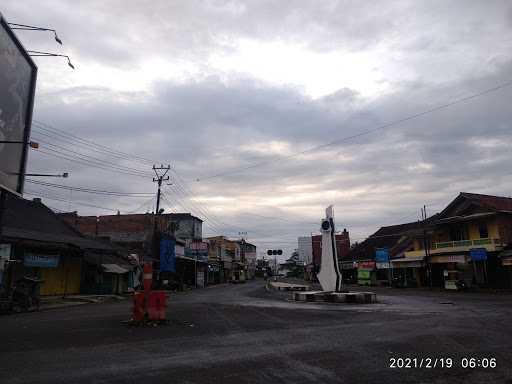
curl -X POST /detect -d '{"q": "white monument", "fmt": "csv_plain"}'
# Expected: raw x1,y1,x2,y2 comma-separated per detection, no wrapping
317,205,343,292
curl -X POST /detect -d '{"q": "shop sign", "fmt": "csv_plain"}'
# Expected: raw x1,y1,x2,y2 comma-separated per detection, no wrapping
358,261,376,270
341,262,357,270
376,262,391,269
24,252,60,268
358,269,371,279
160,238,176,273
185,240,208,261
175,244,185,258
470,248,487,262
430,255,466,264
375,248,389,262
0,243,11,259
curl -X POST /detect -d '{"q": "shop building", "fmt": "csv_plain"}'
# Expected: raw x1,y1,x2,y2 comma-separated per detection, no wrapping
0,195,130,296
402,192,512,289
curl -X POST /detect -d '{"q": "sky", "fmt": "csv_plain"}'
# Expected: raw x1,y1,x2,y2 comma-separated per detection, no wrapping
3,0,512,260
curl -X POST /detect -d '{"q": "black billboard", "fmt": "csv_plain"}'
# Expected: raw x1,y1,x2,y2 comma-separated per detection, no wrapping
0,13,37,195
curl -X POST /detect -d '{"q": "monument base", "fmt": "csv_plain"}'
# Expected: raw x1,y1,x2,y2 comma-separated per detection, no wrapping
291,291,377,304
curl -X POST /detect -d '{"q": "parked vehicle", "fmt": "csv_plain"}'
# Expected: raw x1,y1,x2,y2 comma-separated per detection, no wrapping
0,276,44,314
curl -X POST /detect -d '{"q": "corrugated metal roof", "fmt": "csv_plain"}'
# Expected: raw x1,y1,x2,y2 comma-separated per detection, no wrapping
102,263,129,274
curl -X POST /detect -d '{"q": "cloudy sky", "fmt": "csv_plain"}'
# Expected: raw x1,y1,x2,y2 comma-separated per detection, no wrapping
3,0,512,258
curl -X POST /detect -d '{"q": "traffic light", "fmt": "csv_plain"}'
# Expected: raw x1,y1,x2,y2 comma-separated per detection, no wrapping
267,249,283,256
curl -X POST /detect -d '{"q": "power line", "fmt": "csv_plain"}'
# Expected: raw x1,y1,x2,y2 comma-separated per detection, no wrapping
24,191,119,212
34,148,151,179
194,79,512,182
25,179,154,197
33,120,159,165
31,135,151,176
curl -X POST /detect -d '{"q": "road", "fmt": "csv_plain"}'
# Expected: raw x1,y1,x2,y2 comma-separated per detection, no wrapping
1,280,512,383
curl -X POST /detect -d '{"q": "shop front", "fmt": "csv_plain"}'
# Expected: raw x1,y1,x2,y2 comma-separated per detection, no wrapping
429,254,470,289
391,256,425,287
357,261,376,286
341,261,357,284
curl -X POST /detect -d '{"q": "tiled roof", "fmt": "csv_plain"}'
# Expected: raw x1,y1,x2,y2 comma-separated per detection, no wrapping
348,220,427,261
460,192,512,212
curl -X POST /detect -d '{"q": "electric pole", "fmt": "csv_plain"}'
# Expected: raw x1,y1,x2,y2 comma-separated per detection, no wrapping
153,164,170,216
150,165,170,284
422,205,432,289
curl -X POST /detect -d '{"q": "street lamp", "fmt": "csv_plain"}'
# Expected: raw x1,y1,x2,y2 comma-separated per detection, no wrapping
8,22,63,45
0,140,39,149
26,50,75,69
24,172,69,178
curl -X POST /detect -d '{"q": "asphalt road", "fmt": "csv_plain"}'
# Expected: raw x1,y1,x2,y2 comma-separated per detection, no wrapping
1,280,512,384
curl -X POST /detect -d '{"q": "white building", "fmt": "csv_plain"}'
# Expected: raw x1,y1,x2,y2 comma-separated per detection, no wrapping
297,236,313,265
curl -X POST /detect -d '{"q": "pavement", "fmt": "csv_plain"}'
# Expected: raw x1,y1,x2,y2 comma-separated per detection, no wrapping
38,294,127,310
1,279,512,383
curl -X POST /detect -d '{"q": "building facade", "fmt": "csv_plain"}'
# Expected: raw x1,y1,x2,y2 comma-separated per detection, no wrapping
400,193,512,289
297,236,312,266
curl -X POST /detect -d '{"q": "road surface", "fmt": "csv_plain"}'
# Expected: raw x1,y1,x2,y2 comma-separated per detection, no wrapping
1,280,511,383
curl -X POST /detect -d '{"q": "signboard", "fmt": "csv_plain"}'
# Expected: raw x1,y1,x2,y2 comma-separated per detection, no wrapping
0,243,11,260
185,240,208,261
341,262,357,270
470,248,487,262
358,269,370,279
375,248,389,263
430,255,466,264
358,261,376,270
159,238,176,272
24,252,59,268
175,244,185,258
376,262,391,269
0,14,37,194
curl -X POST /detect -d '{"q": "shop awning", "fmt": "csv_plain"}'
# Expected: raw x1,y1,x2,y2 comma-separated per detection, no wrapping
391,256,424,268
102,263,129,274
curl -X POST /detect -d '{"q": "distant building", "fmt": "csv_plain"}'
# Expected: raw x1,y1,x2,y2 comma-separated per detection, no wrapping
60,212,203,254
297,236,312,265
311,229,351,266
59,212,206,289
306,229,350,282
238,240,257,280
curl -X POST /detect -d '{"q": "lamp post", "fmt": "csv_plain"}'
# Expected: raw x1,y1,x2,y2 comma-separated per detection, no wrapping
7,22,63,45
24,173,69,178
27,50,75,69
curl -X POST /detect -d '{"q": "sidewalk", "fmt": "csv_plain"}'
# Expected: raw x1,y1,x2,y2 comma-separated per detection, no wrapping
40,294,127,311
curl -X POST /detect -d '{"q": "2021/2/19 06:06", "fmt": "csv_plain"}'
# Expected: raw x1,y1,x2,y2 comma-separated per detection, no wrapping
389,357,497,369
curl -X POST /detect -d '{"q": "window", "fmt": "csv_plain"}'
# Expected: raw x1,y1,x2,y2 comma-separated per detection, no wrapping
478,223,488,239
450,225,469,241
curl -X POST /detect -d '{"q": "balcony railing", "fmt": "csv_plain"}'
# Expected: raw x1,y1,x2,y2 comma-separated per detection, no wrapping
432,238,499,249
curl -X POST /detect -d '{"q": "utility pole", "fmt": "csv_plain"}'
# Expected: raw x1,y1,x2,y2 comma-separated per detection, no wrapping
422,205,432,289
151,165,171,284
153,164,170,216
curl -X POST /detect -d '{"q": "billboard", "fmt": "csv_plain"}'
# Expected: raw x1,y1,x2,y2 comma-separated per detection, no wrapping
375,248,389,263
185,240,208,261
160,238,176,272
0,14,37,194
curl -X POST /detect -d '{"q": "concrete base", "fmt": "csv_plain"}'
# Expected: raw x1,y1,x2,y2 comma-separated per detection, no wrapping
292,291,377,304
267,282,310,292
